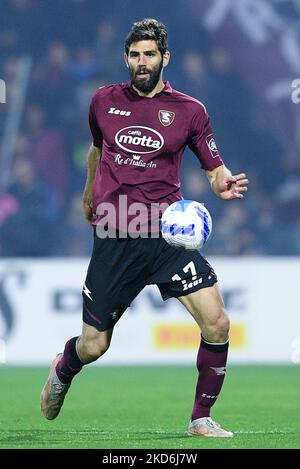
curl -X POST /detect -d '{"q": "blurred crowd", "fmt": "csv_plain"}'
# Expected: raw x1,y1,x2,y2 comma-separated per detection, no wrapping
0,0,300,257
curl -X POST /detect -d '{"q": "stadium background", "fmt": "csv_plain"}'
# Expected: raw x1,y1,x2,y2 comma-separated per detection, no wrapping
0,0,300,450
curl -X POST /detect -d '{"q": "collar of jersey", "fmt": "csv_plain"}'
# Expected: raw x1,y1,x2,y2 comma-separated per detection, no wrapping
124,80,173,97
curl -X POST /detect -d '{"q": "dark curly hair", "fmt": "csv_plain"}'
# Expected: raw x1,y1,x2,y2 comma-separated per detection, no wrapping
125,18,168,57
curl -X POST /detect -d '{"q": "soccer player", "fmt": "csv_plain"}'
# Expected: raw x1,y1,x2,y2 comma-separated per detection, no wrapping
41,19,248,437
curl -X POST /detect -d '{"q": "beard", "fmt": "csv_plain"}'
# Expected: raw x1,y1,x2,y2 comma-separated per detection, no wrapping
129,59,163,93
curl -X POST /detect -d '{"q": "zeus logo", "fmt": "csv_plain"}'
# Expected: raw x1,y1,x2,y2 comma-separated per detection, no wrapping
83,284,93,301
108,107,131,116
291,79,300,104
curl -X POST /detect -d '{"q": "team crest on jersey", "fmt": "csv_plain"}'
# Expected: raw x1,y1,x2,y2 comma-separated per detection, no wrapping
158,110,175,126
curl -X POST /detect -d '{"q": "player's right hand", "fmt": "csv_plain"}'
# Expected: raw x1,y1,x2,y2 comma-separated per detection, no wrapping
83,191,93,222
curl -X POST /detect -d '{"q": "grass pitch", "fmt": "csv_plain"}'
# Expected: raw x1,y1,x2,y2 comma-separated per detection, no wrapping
0,365,299,449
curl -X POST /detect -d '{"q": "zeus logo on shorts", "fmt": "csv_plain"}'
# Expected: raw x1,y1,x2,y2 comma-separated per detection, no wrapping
83,284,93,301
115,126,164,154
171,261,203,291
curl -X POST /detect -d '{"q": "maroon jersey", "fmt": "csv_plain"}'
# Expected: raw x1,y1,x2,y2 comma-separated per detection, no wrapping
89,81,223,234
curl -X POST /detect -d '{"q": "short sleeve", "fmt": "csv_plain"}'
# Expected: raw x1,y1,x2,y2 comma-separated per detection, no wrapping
188,104,224,171
89,98,103,148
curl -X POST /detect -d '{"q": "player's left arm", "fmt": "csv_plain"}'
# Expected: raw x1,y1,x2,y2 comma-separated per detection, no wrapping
206,164,248,200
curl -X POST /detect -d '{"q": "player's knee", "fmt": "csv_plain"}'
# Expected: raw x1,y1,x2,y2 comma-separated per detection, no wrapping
204,311,230,343
217,313,230,340
79,337,111,362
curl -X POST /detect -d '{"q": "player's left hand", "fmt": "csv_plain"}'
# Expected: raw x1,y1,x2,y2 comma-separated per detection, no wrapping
218,173,248,200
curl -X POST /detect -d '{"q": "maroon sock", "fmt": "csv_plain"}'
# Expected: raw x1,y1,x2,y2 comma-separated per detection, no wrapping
56,337,84,384
191,335,229,421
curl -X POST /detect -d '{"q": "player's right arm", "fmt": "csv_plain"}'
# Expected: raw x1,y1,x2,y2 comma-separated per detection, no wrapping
82,144,102,222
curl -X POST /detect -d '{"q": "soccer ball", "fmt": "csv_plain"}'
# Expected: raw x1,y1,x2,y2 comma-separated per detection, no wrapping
161,200,212,250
